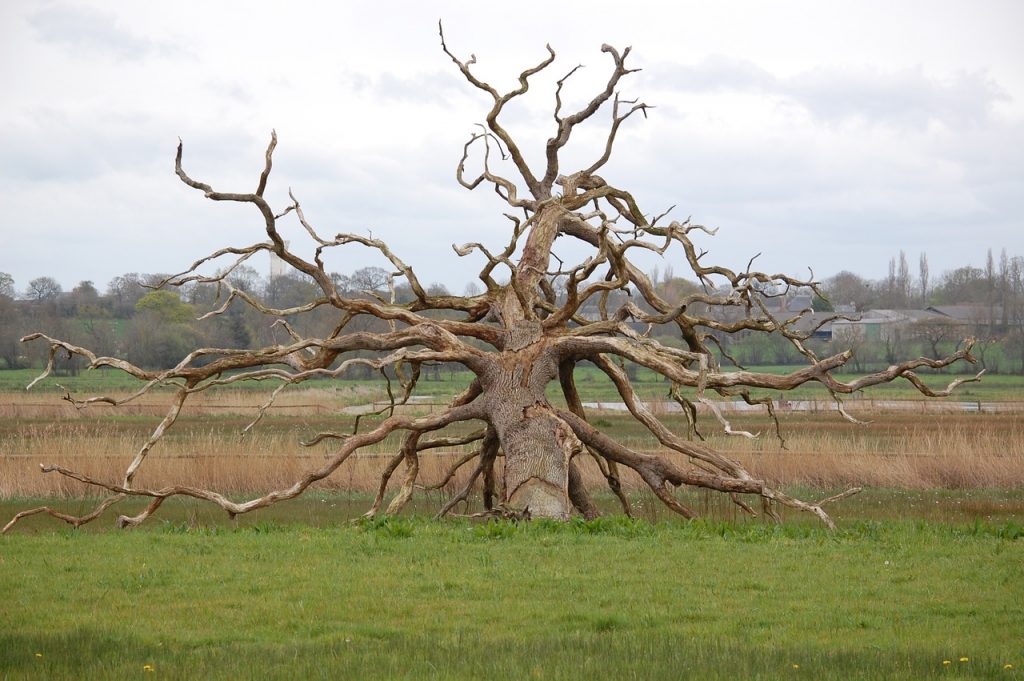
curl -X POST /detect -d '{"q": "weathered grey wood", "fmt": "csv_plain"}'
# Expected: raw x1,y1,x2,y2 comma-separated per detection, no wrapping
3,33,981,533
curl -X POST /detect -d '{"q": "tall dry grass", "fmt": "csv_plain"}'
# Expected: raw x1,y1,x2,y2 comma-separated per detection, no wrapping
0,420,473,498
692,420,1024,490
2,388,1022,499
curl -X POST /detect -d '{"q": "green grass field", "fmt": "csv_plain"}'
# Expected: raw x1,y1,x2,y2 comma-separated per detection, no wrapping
2,514,1021,680
2,363,1021,404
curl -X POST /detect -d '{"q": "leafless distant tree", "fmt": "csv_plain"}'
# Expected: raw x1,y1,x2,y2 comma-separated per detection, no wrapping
824,271,874,311
25,276,62,302
897,250,911,305
4,31,981,534
910,317,962,362
0,272,15,300
919,252,930,307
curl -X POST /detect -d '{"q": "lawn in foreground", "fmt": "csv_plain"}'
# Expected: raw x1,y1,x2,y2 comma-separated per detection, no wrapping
2,517,1021,680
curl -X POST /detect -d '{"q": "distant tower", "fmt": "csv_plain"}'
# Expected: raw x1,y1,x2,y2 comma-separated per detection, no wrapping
269,241,290,279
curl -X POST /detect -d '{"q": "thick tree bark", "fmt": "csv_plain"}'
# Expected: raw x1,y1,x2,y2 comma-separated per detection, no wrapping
475,341,582,519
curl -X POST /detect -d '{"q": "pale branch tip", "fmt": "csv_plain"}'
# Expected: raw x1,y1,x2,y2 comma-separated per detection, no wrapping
2,36,980,535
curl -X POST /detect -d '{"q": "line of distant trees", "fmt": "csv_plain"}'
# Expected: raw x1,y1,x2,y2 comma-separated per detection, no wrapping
644,248,1024,374
0,266,455,376
820,248,1023,316
2,246,1022,375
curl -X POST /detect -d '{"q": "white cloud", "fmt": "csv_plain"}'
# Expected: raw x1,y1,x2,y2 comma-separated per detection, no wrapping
648,56,1010,130
786,66,1009,129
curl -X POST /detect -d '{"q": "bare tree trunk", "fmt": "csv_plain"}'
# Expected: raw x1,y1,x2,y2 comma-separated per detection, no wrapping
476,344,579,519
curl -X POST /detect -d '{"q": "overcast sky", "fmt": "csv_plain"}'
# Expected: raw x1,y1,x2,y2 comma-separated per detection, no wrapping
2,1,1022,297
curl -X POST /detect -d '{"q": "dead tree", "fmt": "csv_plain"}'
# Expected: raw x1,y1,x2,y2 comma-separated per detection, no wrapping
4,31,982,533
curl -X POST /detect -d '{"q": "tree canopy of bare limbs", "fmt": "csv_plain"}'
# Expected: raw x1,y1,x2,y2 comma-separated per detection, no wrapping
4,30,982,534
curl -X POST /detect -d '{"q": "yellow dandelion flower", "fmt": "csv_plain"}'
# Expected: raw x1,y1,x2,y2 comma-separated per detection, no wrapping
35,653,43,658
943,660,951,665
143,664,155,672
792,664,800,669
1005,664,1014,670
961,657,970,662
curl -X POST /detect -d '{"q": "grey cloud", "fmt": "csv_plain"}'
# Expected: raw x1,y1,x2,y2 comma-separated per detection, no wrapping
0,110,259,183
29,4,155,60
0,110,163,181
652,55,776,93
650,57,1010,130
933,121,1024,231
786,66,1009,128
339,69,467,106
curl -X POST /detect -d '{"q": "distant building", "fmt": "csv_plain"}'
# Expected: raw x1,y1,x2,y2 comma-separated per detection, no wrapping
786,309,836,341
926,304,989,324
831,308,963,341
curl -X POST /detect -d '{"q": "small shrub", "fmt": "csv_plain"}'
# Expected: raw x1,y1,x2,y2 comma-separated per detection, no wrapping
249,520,287,534
358,516,415,539
471,519,518,540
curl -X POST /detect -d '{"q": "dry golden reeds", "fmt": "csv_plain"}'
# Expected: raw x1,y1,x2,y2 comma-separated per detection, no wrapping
2,389,1022,499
